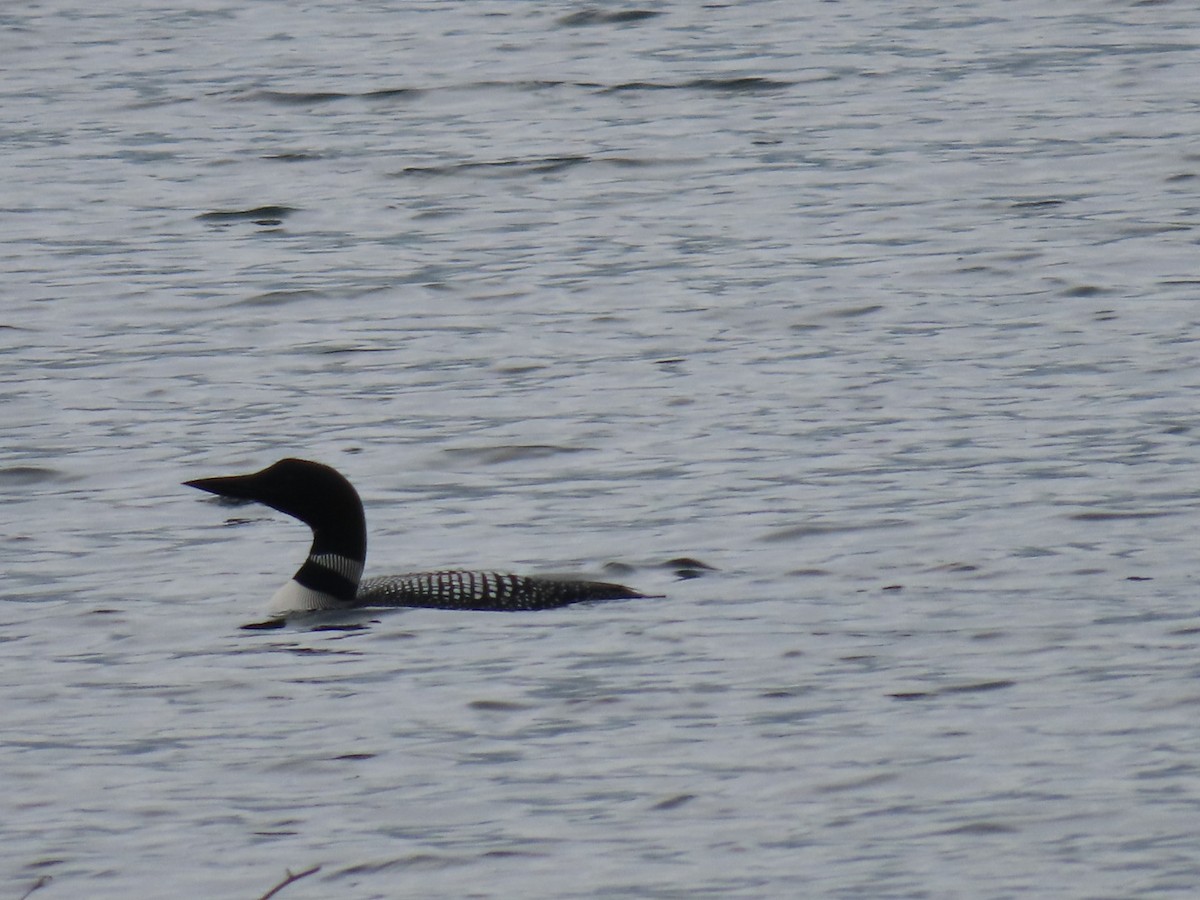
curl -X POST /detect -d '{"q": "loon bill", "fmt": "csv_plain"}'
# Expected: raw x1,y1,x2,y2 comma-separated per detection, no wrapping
185,457,651,616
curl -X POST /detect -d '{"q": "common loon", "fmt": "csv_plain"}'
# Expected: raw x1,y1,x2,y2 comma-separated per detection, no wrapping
185,458,650,616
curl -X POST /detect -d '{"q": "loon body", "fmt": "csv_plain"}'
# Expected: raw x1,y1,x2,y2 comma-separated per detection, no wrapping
185,458,648,616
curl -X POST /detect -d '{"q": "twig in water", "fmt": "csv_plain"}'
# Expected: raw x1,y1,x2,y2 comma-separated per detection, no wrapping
256,865,321,900
19,877,52,900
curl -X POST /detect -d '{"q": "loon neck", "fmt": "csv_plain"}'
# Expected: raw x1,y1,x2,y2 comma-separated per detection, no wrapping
306,518,367,565
293,549,365,602
268,549,365,615
296,505,368,604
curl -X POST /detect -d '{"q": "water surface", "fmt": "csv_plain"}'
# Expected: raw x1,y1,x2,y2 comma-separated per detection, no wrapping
3,1,1200,897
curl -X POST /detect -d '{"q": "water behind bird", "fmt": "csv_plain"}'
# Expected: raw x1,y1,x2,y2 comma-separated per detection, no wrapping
3,1,1200,897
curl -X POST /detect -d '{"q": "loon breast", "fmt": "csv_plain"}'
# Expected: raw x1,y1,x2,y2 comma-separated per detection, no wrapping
269,579,342,616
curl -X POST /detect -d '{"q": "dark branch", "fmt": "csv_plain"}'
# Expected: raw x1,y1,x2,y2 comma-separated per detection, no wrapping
256,865,322,900
19,877,52,900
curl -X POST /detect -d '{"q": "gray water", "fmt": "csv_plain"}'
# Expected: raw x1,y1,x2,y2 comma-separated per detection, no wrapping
4,1,1200,897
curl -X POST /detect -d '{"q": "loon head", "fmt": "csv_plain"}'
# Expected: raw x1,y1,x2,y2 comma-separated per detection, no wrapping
186,458,368,613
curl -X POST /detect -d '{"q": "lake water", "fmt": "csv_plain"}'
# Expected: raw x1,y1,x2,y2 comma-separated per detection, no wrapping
4,1,1200,897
